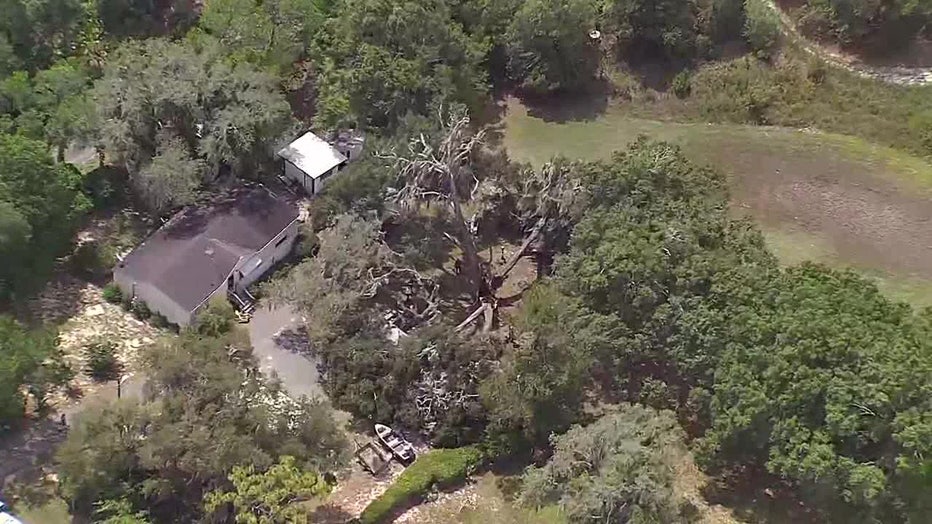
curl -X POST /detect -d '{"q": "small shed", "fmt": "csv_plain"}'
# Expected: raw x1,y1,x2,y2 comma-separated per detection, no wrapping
277,132,347,195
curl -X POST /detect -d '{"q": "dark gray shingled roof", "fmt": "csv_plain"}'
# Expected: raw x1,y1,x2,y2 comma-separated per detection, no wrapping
117,186,298,312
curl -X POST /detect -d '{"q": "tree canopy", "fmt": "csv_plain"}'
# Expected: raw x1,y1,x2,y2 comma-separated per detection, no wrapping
0,132,90,299
520,405,692,523
313,0,489,128
92,39,292,211
0,316,71,424
57,311,349,521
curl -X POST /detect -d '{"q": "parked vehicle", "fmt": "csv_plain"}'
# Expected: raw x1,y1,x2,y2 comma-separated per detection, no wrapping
374,423,416,464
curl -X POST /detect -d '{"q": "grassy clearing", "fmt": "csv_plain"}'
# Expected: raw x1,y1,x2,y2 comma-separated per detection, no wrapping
505,99,932,193
762,229,932,308
504,98,932,307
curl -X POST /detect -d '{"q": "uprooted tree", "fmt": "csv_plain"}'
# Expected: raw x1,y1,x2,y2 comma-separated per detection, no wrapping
378,107,585,332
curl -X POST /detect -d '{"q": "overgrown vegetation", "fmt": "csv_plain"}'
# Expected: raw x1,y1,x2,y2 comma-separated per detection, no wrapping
2,0,932,522
687,55,932,157
56,302,349,521
0,316,73,422
791,0,932,46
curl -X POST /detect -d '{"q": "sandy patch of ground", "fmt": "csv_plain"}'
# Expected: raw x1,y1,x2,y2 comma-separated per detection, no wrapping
28,274,159,413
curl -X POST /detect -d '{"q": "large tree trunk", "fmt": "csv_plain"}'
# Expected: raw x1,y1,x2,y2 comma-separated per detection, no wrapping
494,217,547,285
447,170,485,303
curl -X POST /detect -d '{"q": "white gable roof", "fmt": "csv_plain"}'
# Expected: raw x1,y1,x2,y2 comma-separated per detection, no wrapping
277,132,346,179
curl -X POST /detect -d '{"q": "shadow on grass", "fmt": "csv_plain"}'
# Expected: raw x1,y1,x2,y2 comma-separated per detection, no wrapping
517,79,612,123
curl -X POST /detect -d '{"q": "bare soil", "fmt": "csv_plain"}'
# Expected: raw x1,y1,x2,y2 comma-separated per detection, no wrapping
718,147,932,280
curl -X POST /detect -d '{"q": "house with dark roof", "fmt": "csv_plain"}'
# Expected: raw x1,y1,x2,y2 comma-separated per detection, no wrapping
113,186,299,326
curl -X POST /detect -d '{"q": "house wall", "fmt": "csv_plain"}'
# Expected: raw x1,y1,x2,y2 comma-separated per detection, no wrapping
233,219,300,291
283,159,314,194
313,166,339,194
191,281,232,320
282,159,344,195
113,267,195,326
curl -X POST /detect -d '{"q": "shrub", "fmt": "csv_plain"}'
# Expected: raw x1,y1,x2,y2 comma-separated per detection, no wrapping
744,0,780,58
82,341,123,382
120,292,133,311
193,297,237,337
70,240,117,279
82,166,127,209
150,312,168,329
102,283,122,304
796,4,837,42
909,110,932,155
691,57,780,124
131,300,151,320
671,71,691,98
359,447,484,524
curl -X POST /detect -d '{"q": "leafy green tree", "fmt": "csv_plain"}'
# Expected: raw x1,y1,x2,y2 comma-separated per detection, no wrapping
481,284,620,452
689,264,932,521
56,400,153,514
268,213,393,344
602,0,699,59
94,498,150,524
314,0,488,128
0,34,19,77
798,0,932,44
203,455,332,523
194,0,327,72
505,0,601,92
0,58,93,158
744,0,780,58
96,0,197,38
133,137,203,214
0,0,87,69
0,316,70,423
92,39,291,196
520,405,692,523
59,329,349,521
0,132,90,300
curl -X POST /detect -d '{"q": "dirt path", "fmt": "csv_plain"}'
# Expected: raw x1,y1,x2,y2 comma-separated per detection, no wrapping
765,0,932,85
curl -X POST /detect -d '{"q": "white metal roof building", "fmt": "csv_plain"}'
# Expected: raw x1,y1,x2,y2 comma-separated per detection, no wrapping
277,132,348,195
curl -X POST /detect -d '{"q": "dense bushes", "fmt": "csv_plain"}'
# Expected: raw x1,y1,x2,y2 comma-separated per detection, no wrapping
359,447,484,523
688,55,932,156
82,341,123,382
520,407,692,523
0,316,72,423
70,240,117,280
102,283,122,304
546,141,932,521
58,327,349,521
792,0,932,45
0,133,91,303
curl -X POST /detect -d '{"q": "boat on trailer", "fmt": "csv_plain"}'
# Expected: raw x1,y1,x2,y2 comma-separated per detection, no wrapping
374,423,416,464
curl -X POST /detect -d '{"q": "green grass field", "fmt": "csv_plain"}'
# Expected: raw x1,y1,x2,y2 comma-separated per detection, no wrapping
503,98,932,307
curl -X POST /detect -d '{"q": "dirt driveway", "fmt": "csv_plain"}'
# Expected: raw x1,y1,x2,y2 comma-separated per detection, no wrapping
247,303,323,400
